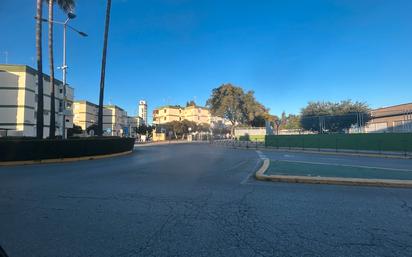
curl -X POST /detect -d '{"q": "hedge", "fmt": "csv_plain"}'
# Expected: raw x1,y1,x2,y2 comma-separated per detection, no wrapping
265,133,412,153
0,137,135,162
238,135,265,142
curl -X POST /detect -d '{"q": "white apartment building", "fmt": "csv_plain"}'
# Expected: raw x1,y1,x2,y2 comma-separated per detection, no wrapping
126,116,140,137
73,101,142,137
0,64,73,137
138,100,148,125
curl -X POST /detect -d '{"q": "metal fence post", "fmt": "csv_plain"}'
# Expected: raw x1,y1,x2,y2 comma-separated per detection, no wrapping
302,137,305,150
378,140,382,155
335,138,338,152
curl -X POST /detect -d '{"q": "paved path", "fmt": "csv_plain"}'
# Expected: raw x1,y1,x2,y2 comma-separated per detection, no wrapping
0,144,412,257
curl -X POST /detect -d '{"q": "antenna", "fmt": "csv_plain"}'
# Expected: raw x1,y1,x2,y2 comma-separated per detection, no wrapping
4,51,8,64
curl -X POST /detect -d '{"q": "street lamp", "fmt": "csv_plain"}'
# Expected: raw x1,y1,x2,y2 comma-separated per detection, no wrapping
35,12,87,138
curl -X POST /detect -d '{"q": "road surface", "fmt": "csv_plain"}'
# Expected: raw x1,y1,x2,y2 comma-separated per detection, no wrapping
1,143,412,257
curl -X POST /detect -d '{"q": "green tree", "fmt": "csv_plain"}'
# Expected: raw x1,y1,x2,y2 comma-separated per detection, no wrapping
97,0,112,136
47,0,75,138
67,124,82,137
136,124,154,136
86,124,98,135
300,100,370,133
136,124,148,135
282,114,301,130
207,83,268,134
197,123,211,132
186,100,196,107
35,0,44,138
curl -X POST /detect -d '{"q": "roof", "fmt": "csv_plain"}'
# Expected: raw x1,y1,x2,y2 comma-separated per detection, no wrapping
74,100,99,108
372,102,412,111
185,105,209,110
104,105,125,111
154,105,183,110
153,104,210,110
0,64,65,86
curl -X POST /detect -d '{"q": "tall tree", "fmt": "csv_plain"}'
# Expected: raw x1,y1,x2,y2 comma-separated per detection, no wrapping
47,0,75,138
36,0,44,138
207,83,268,135
97,0,112,136
300,100,370,133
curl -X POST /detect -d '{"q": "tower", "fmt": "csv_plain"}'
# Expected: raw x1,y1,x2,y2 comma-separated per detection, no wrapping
138,100,148,125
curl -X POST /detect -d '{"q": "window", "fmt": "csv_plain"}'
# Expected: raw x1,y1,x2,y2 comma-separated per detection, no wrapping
164,117,167,121
164,109,167,113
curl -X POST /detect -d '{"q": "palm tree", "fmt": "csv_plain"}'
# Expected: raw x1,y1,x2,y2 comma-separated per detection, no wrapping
36,0,44,139
97,0,112,136
47,0,75,138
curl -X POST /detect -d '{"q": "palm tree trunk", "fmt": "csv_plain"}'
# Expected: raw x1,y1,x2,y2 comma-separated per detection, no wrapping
36,0,44,139
97,0,112,136
48,0,56,138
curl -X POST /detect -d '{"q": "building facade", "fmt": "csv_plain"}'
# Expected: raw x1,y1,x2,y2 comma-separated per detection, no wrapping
103,105,128,136
153,105,213,125
0,64,73,137
365,103,412,133
182,105,211,124
73,101,141,137
125,116,139,137
72,100,98,130
138,100,148,125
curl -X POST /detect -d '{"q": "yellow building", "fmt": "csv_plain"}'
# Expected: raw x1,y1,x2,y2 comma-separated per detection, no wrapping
72,100,98,130
182,105,211,124
153,105,182,124
152,105,212,125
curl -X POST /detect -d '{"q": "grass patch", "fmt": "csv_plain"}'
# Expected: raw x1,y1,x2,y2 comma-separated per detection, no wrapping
266,160,412,180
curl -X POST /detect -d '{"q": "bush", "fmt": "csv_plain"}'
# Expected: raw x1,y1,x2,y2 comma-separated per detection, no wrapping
0,137,135,162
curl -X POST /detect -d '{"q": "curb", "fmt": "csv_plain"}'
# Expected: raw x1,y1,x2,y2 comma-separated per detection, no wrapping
254,158,412,188
0,150,133,167
135,141,208,147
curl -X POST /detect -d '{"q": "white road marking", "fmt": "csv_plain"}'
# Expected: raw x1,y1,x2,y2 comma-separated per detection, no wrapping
275,159,412,172
256,150,267,159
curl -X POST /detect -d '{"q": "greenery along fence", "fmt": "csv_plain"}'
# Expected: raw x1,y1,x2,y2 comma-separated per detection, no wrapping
265,133,412,153
0,137,135,162
238,135,266,142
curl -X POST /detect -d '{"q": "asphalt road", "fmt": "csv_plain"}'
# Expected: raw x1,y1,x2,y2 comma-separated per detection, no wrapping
1,143,412,257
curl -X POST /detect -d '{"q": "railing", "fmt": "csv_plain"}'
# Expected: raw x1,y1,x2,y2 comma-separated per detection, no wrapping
211,134,412,157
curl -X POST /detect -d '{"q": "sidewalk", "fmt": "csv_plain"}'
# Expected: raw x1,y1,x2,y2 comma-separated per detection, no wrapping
267,160,412,181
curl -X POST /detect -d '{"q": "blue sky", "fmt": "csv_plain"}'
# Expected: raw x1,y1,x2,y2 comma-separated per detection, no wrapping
1,0,412,120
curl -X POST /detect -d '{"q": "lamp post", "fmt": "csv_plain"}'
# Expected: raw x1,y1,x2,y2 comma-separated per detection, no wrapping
35,13,87,138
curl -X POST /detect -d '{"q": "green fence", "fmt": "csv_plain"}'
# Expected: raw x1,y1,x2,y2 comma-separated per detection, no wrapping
0,137,135,162
265,133,412,153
